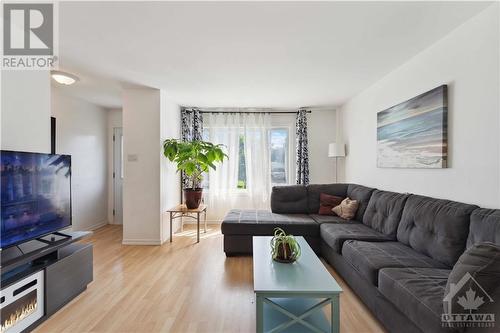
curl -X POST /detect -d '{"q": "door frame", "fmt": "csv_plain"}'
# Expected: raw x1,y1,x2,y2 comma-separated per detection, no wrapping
113,127,123,224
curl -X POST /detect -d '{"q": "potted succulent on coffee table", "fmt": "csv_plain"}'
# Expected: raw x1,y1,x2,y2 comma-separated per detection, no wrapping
270,227,301,263
163,139,227,209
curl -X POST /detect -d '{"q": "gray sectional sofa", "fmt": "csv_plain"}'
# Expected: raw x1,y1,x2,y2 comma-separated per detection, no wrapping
221,183,500,333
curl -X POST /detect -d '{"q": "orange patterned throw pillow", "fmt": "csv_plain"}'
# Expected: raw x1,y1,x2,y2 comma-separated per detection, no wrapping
332,197,359,220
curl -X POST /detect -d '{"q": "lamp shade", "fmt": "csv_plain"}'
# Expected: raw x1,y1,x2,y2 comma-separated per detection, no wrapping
328,143,345,157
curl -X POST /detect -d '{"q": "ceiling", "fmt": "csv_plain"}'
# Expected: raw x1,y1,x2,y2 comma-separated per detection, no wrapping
57,1,491,109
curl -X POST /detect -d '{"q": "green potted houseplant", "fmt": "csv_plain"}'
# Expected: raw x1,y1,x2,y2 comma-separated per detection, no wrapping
163,139,227,209
270,227,301,263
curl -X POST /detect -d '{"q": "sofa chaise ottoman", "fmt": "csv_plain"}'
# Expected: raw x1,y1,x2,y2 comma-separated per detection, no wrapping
221,183,374,255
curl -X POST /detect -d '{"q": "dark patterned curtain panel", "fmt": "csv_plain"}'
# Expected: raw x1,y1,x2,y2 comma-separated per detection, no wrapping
192,110,203,141
295,109,309,185
180,108,204,188
181,109,203,142
181,109,191,142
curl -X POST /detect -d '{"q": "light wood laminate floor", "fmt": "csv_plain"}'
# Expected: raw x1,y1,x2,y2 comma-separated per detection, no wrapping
35,225,386,333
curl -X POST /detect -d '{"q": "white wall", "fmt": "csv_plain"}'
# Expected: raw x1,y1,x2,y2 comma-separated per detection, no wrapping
122,87,181,244
1,71,51,152
340,4,500,208
123,88,161,244
308,110,337,184
160,94,181,242
51,88,109,230
107,108,122,224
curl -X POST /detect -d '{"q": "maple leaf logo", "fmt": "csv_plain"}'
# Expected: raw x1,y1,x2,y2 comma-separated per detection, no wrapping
457,288,484,312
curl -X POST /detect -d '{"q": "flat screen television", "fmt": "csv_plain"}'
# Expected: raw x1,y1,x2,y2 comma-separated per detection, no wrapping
1,151,72,249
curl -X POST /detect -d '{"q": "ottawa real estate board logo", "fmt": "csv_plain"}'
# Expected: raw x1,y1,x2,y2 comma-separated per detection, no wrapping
2,2,58,69
442,272,496,329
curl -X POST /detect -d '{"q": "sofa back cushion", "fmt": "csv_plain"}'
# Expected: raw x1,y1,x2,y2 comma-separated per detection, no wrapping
271,185,308,214
444,243,500,319
347,184,375,221
306,184,348,214
362,190,409,238
397,195,478,267
467,208,500,248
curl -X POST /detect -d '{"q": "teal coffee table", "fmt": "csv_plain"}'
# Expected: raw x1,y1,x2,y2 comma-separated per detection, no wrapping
253,236,342,333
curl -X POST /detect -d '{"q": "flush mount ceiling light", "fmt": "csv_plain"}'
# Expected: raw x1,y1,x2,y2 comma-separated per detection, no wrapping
51,71,79,85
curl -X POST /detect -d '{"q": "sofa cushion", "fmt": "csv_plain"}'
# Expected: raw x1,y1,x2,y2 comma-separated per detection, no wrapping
362,190,409,237
347,184,375,221
310,214,356,224
397,195,478,267
320,223,392,253
342,241,448,286
444,243,500,320
379,267,451,333
467,208,500,248
221,209,319,236
270,185,308,214
306,184,349,214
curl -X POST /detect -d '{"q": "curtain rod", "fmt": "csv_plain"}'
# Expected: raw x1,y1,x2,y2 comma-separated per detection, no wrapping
181,108,312,114
198,110,311,114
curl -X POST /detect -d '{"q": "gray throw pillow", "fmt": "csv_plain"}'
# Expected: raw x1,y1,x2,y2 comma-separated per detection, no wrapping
443,243,500,332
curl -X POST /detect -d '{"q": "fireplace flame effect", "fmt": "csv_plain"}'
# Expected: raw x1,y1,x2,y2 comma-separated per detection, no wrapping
1,299,37,333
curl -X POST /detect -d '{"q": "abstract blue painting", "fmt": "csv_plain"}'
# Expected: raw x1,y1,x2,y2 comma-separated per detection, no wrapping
377,85,448,168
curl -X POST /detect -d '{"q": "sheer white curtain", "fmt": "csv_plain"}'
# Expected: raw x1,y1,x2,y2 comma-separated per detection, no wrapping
205,112,272,221
205,113,240,213
243,113,272,209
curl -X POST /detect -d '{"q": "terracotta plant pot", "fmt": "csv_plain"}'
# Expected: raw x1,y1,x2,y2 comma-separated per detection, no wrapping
274,243,297,263
184,188,203,209
271,228,301,264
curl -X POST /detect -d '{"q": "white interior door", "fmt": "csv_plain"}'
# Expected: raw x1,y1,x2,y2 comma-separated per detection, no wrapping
113,127,123,224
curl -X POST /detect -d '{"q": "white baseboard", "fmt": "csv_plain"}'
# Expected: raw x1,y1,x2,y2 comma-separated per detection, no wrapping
108,221,123,225
181,219,222,225
122,239,162,245
86,220,108,231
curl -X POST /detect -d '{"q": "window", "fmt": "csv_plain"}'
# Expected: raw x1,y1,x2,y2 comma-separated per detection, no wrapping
270,128,289,185
233,129,290,188
201,130,248,190
201,114,294,190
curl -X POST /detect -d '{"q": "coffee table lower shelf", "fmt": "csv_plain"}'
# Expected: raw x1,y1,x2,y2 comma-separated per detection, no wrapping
256,295,339,333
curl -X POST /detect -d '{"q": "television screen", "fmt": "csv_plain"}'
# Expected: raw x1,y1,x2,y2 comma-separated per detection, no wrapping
1,151,72,249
